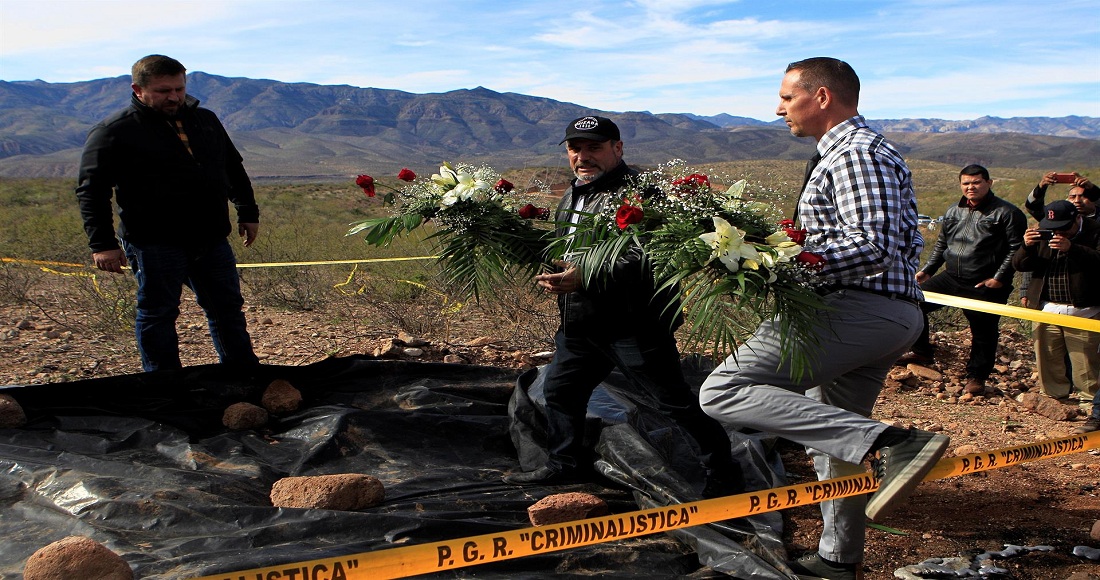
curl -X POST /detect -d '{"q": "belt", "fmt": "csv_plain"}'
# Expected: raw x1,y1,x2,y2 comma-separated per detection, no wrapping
821,285,919,306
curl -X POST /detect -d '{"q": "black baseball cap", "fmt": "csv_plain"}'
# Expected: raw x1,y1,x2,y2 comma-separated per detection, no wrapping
560,116,620,144
1039,200,1078,230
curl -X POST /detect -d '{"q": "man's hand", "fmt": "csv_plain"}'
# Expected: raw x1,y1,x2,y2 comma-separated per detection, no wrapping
92,248,127,273
535,260,580,295
915,271,929,284
239,223,259,247
975,278,1003,289
1038,171,1059,188
1022,227,1043,247
1048,231,1073,252
1021,297,1030,308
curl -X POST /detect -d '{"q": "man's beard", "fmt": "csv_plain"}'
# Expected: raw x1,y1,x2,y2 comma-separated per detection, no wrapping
574,168,604,183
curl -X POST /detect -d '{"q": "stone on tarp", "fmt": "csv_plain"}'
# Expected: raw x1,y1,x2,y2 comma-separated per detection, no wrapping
23,535,133,580
270,474,385,511
0,393,26,428
261,379,302,414
527,492,609,526
222,402,269,430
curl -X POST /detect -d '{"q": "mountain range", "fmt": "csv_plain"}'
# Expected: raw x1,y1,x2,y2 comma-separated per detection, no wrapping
1,72,1098,179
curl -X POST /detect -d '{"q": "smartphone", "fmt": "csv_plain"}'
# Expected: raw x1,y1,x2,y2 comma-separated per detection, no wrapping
1053,173,1076,184
1036,229,1056,240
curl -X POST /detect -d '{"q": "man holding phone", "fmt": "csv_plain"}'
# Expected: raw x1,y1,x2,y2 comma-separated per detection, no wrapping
1012,200,1100,406
1019,172,1099,309
1025,171,1100,224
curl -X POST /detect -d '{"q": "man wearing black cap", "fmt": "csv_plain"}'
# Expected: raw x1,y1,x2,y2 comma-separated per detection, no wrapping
1019,172,1100,309
1012,200,1100,409
502,116,738,493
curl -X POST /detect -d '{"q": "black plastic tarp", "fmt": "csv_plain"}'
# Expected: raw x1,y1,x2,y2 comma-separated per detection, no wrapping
0,356,795,579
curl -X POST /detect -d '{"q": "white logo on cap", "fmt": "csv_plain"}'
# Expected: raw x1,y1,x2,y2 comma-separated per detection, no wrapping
574,117,600,130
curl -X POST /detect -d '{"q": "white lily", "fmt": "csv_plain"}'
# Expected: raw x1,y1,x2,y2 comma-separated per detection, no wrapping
431,164,458,188
699,216,760,273
449,170,491,202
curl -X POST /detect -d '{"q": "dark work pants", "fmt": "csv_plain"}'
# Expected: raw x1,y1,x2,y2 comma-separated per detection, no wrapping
540,329,734,475
123,238,258,372
911,272,1011,380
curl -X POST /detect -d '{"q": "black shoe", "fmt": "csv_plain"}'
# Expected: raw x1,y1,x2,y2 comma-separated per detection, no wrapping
702,469,746,498
894,351,933,366
785,553,857,580
865,429,949,521
501,466,581,486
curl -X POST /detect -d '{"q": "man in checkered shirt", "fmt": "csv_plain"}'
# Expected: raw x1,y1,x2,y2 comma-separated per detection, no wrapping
698,57,948,580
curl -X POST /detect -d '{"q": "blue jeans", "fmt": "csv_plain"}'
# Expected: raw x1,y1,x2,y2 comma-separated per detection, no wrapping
123,239,258,372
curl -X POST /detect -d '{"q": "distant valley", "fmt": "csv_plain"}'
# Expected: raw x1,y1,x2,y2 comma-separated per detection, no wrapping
1,73,1098,179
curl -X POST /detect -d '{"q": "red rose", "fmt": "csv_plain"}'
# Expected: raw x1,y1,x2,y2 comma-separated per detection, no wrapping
495,178,514,193
784,227,807,245
672,173,710,193
397,168,416,182
519,204,550,219
615,204,644,230
355,174,376,197
795,251,825,270
779,219,806,245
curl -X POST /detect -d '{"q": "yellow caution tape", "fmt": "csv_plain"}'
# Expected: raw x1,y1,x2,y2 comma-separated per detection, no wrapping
924,291,1100,333
1,256,436,270
189,431,1099,580
233,256,436,268
1,257,87,268
7,257,1093,331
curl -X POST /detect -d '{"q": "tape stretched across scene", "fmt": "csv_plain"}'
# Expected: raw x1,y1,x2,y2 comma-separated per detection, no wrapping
5,257,1096,332
189,431,1099,580
923,291,1100,333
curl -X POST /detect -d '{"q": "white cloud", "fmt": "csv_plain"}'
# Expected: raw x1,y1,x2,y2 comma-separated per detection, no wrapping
1,0,1097,119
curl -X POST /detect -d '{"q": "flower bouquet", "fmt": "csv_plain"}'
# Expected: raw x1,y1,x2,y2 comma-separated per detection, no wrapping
347,163,553,302
555,160,828,376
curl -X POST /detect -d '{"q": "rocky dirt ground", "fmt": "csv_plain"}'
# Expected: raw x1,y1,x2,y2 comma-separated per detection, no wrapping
1,293,1098,579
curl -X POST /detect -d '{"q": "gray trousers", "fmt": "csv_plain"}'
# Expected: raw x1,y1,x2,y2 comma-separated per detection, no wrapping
699,289,922,563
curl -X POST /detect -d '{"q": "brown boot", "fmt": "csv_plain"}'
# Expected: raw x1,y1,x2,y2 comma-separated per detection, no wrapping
964,378,985,395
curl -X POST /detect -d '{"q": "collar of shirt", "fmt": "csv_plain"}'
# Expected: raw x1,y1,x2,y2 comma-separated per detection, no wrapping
812,115,868,161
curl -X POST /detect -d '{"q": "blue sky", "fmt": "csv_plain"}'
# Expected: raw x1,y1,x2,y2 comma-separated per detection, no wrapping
2,0,1098,121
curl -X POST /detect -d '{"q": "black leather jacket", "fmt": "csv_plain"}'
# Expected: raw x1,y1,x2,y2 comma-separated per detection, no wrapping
920,192,1026,285
553,161,681,338
76,93,259,252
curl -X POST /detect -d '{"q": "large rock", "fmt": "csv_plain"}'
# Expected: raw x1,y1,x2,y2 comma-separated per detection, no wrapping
222,402,268,430
23,536,133,580
270,474,385,511
527,492,610,526
1015,392,1080,421
0,393,27,428
261,379,302,414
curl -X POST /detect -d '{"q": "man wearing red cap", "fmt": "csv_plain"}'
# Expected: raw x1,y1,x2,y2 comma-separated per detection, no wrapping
1012,199,1100,421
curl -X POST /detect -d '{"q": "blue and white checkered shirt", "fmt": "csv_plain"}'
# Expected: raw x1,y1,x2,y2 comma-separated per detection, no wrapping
799,116,924,301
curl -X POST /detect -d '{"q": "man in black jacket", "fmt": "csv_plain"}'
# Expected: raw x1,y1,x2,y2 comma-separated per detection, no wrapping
1012,200,1100,405
897,164,1026,394
502,116,737,491
76,55,260,372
